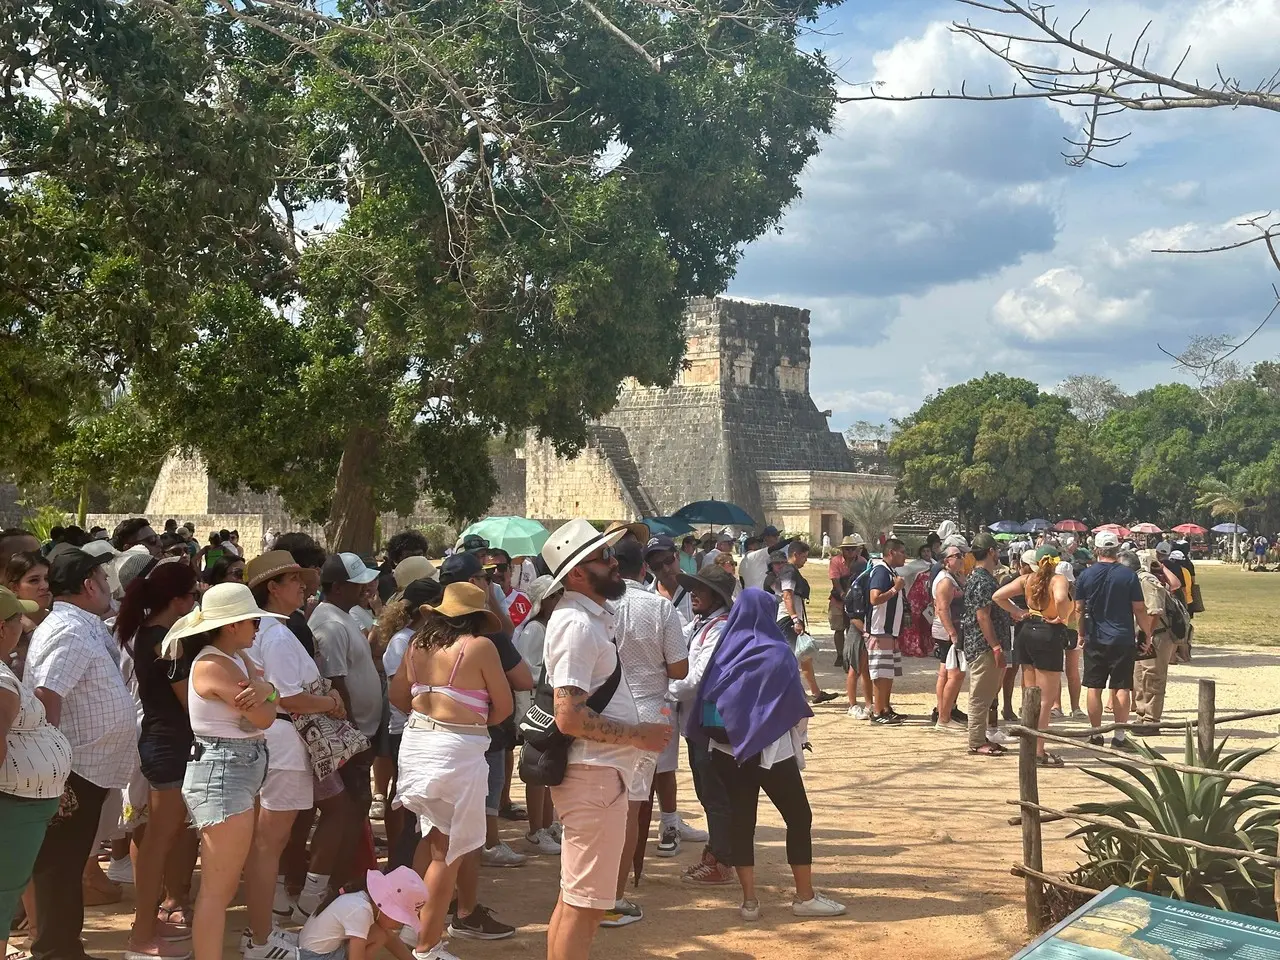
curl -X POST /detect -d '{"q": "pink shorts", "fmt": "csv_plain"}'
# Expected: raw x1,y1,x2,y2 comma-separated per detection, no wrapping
549,764,629,910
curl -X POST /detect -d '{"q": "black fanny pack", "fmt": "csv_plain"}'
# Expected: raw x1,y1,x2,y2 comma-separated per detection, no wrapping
518,654,623,787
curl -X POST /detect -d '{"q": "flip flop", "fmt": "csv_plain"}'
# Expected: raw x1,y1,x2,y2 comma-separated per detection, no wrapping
1036,753,1065,768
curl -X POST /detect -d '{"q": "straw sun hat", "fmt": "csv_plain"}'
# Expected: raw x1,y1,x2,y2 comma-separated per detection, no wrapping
425,582,502,635
245,550,321,593
161,582,285,659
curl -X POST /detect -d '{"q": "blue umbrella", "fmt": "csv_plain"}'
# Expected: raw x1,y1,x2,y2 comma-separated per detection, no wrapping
1211,522,1249,534
673,499,756,527
1024,518,1052,532
641,516,696,537
988,520,1029,534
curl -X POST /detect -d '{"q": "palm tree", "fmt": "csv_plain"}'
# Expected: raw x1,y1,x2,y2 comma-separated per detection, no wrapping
840,487,902,546
1195,477,1250,561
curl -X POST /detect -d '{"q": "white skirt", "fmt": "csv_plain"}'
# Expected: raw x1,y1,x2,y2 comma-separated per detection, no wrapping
394,713,490,864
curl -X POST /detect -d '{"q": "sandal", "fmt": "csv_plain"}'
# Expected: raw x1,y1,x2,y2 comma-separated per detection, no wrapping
969,743,1007,756
498,803,528,821
1036,753,1065,768
157,903,192,927
7,945,34,960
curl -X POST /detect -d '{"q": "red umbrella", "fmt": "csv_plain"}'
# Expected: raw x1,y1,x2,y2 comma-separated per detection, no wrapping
1129,522,1163,535
1171,523,1208,536
1093,523,1132,539
1053,519,1089,533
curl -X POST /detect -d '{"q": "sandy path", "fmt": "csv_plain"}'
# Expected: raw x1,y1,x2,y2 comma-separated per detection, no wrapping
71,636,1280,960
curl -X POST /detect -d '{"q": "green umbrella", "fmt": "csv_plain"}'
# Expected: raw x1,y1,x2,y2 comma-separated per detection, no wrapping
459,516,550,558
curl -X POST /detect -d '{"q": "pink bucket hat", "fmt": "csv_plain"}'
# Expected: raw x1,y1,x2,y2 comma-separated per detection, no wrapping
365,868,427,929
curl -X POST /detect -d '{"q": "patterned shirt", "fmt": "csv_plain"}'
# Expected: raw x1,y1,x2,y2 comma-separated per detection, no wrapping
0,662,72,799
962,567,1011,664
27,601,138,788
614,581,688,722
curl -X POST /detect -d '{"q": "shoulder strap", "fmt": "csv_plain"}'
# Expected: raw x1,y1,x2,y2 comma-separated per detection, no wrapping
585,646,624,714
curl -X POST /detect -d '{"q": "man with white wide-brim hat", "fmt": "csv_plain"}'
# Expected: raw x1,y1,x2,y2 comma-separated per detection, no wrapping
538,519,675,960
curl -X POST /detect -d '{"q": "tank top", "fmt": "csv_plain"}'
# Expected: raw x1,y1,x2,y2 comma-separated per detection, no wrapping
409,637,491,721
931,570,965,640
188,646,263,740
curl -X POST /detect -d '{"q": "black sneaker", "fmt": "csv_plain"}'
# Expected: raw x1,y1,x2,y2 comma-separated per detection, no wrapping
872,712,904,726
950,707,968,723
1003,707,1018,722
1088,735,1104,747
1111,737,1138,753
929,707,939,724
655,826,680,857
811,691,839,704
886,706,906,721
448,904,515,940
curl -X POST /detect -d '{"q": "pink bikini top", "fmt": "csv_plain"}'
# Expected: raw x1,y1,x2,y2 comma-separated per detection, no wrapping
408,638,491,719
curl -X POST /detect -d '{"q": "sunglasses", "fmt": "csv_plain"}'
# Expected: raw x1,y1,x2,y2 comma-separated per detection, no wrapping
484,563,510,575
649,553,678,568
582,546,616,566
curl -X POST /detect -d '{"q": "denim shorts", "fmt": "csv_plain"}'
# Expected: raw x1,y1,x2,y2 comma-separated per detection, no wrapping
139,734,192,792
300,948,346,960
182,736,268,829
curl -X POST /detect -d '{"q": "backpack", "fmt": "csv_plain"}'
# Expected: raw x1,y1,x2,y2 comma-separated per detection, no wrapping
1163,591,1191,646
843,561,882,625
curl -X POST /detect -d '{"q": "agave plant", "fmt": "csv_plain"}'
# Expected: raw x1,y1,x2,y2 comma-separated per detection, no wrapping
1067,728,1280,917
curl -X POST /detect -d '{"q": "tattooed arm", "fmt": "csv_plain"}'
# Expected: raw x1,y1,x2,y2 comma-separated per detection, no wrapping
554,686,671,752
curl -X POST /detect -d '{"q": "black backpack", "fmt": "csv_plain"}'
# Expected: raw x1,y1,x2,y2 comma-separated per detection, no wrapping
843,561,880,625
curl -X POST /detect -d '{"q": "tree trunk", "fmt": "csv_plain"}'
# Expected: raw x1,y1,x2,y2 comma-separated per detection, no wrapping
325,425,378,553
77,481,88,528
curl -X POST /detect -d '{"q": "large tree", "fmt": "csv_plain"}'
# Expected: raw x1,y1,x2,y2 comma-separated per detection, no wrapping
4,0,843,547
888,373,1104,528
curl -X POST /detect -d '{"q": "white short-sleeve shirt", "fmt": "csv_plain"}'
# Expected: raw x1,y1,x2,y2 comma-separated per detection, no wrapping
382,627,413,735
544,591,639,778
299,892,375,953
251,620,321,773
615,581,688,722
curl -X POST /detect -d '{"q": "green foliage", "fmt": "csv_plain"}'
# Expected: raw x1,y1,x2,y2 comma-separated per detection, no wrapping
25,506,71,543
1068,729,1280,918
889,373,1105,525
4,0,843,548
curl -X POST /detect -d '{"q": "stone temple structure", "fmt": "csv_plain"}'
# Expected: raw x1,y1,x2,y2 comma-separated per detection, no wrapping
93,296,895,550
525,296,894,541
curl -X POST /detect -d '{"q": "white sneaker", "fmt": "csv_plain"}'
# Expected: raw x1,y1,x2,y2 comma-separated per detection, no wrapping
792,892,847,918
739,899,761,921
527,828,561,855
933,721,963,734
847,704,871,720
242,939,297,960
675,817,708,843
986,728,1014,745
369,794,386,820
481,841,528,867
239,928,298,954
272,886,294,922
107,857,134,884
413,941,461,960
547,821,564,843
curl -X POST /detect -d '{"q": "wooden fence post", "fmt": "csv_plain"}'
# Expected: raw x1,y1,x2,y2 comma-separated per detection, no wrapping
1020,685,1045,934
1197,679,1216,761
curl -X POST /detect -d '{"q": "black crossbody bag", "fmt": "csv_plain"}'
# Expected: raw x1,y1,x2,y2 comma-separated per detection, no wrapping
518,651,623,787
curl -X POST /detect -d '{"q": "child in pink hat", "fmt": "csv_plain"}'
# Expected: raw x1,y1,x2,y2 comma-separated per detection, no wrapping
298,868,428,960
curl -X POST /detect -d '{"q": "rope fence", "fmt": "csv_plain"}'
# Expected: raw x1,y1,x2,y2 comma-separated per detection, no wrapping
1010,679,1280,933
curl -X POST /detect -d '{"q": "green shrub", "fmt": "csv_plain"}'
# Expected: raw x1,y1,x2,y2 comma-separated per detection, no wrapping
1068,728,1280,917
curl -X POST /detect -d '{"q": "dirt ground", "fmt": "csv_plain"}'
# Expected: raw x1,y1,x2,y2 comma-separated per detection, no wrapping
70,565,1280,960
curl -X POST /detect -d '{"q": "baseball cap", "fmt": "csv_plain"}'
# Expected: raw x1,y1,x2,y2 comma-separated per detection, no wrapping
1055,560,1075,582
460,534,489,553
0,586,38,620
1035,545,1061,562
1094,530,1120,549
643,535,677,558
439,551,484,585
402,577,444,611
970,532,998,554
319,551,379,586
1155,541,1172,555
761,525,780,538
46,543,112,596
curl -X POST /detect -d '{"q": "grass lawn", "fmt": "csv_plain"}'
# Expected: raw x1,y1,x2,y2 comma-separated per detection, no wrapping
1189,562,1280,647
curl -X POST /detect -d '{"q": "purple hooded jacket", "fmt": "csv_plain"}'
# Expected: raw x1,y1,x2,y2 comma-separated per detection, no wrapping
687,587,813,763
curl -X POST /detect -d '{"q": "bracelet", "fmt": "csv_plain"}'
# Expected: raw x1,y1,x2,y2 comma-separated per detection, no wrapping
265,685,279,704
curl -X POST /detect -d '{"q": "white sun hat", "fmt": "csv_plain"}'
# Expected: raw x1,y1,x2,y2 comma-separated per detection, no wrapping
541,519,626,589
161,582,285,659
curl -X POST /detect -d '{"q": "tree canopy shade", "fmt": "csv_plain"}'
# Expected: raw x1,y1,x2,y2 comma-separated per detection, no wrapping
2,0,844,548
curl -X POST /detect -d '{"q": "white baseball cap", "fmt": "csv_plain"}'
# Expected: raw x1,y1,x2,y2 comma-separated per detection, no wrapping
320,551,379,585
1094,530,1120,549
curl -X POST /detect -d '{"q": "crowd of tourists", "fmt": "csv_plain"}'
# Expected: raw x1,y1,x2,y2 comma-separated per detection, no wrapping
821,524,1198,765
0,516,854,960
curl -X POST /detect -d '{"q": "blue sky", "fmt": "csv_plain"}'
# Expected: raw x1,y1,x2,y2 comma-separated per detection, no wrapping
727,0,1280,430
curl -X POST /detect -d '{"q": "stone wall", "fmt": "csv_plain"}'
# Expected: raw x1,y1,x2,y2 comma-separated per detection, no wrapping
488,453,527,518
524,437,638,522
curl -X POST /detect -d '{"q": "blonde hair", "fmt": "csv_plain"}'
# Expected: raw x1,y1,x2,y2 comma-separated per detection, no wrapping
1028,554,1058,611
373,599,415,649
